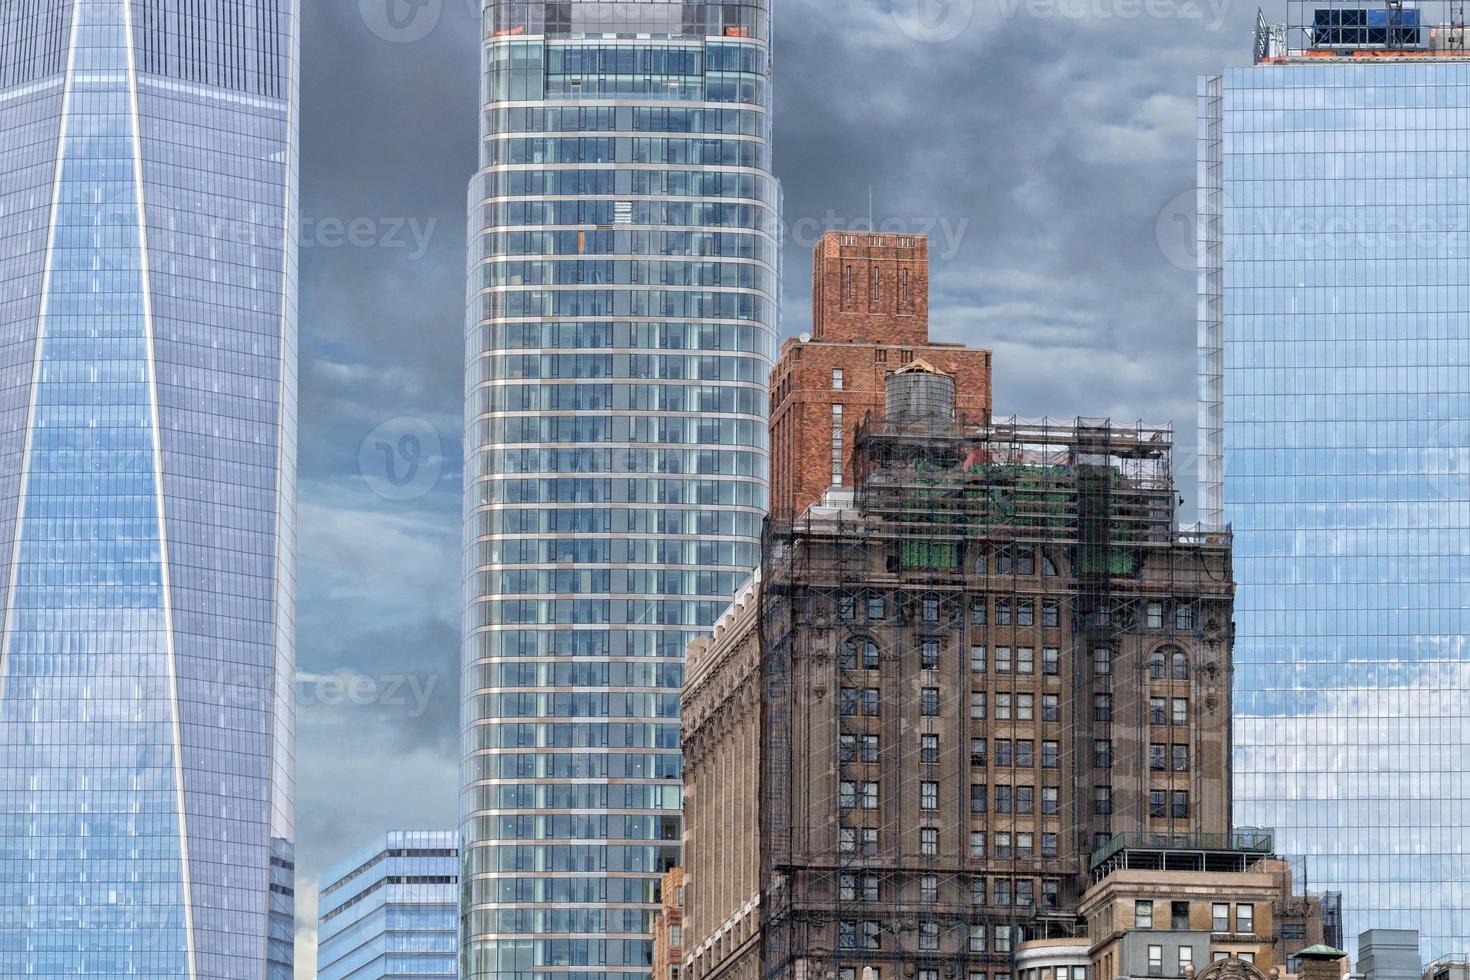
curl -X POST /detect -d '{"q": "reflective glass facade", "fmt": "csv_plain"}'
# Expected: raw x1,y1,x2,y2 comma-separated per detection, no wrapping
0,0,299,975
461,2,777,979
317,831,458,980
1198,60,1470,959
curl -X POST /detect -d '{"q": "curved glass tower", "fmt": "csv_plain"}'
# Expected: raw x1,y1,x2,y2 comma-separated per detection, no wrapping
460,2,777,979
0,0,299,975
1199,51,1470,959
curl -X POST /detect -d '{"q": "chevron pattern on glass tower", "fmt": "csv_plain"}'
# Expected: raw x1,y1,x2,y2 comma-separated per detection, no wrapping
0,1,299,976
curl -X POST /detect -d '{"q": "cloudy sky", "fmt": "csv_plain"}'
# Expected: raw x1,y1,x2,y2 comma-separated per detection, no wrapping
292,0,1258,969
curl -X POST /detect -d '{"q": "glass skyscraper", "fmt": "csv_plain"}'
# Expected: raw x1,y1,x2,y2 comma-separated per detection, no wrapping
317,830,458,980
0,0,299,975
1199,33,1470,959
460,2,777,979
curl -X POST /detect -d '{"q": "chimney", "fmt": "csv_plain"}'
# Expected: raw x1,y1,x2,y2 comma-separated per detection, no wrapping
1299,946,1349,980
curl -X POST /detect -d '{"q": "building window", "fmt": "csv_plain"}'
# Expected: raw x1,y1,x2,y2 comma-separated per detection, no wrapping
1094,694,1112,722
921,688,939,716
862,782,879,809
996,831,1013,859
1282,923,1306,941
1093,785,1112,815
1149,697,1166,724
870,265,881,304
995,601,1012,626
1093,739,1112,769
971,692,987,720
921,781,938,810
969,831,985,858
1017,694,1034,720
1042,786,1058,814
1176,604,1194,630
995,739,1013,767
995,879,1012,906
921,827,938,856
1041,740,1059,768
970,598,987,625
923,597,939,622
840,873,879,902
1147,945,1164,977
1236,904,1254,935
1241,954,1255,965
1042,647,1060,675
1016,786,1034,814
921,733,939,764
1211,903,1229,932
970,738,986,766
867,596,885,620
1017,647,1035,675
1172,698,1188,725
1042,600,1060,627
1136,900,1154,929
1042,693,1059,721
1179,947,1194,975
995,693,1011,720
995,925,1013,954
971,784,987,813
1150,743,1167,771
1149,650,1166,679
1016,601,1035,627
1093,646,1111,675
1016,740,1034,767
1173,744,1190,771
921,640,939,670
1042,879,1059,908
1149,789,1166,818
1041,832,1058,857
1016,880,1034,907
969,924,986,953
832,368,844,390
839,920,881,951
970,645,987,673
841,637,880,670
1147,602,1164,629
995,646,1012,673
842,264,853,299
920,873,938,904
831,404,844,486
921,971,938,980
1017,832,1034,858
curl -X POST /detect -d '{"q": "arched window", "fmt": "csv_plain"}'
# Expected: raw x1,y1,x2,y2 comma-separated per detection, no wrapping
842,637,880,670
1171,649,1189,680
1148,651,1166,680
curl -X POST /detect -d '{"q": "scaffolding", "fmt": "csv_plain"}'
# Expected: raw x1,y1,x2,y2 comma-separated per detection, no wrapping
1254,0,1470,61
756,415,1235,980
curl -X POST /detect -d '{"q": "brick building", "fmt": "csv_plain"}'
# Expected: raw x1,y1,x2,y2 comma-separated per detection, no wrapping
653,867,689,980
681,367,1236,980
769,231,992,521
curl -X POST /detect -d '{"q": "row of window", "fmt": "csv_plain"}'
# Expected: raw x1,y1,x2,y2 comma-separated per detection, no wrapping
840,639,1193,679
1136,900,1255,934
835,593,1199,631
845,825,1065,861
839,919,1033,953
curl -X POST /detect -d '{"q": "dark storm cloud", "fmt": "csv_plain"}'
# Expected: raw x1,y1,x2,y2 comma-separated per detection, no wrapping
292,0,1258,968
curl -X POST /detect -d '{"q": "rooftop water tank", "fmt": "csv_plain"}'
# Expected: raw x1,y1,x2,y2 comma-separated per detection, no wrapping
885,359,957,429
